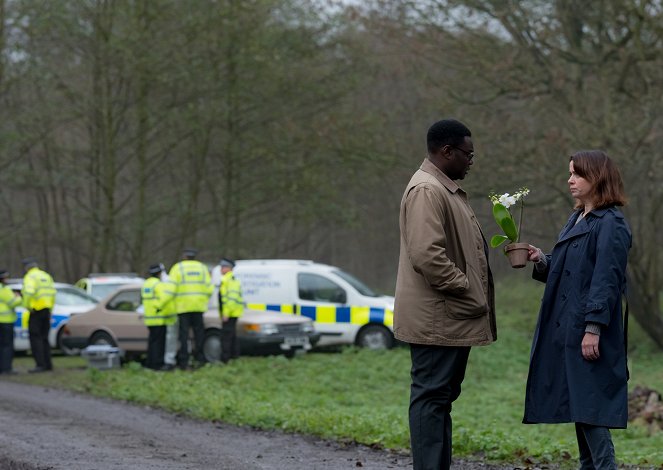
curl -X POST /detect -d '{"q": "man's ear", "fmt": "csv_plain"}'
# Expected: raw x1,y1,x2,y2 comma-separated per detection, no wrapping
439,144,453,160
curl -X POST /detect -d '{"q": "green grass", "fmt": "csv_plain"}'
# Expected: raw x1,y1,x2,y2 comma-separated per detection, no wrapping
6,279,663,467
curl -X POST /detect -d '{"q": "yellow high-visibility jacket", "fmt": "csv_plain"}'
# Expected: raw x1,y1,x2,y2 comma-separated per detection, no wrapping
22,267,56,311
142,278,166,327
220,271,244,318
0,285,21,324
168,260,213,314
157,280,177,326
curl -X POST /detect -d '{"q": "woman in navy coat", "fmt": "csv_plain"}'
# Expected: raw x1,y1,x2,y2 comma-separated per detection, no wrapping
525,150,630,470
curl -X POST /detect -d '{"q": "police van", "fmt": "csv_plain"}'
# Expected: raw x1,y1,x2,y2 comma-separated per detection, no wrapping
213,260,395,349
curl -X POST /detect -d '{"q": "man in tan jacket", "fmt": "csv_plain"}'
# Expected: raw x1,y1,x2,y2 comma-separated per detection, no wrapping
394,119,495,470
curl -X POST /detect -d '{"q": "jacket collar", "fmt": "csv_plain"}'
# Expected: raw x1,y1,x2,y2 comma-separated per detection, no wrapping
556,207,620,245
420,158,463,194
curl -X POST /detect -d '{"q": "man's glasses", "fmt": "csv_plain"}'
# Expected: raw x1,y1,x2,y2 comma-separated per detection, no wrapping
452,146,475,161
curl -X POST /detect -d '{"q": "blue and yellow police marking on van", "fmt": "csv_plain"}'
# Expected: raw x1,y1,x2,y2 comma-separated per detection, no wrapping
246,303,393,327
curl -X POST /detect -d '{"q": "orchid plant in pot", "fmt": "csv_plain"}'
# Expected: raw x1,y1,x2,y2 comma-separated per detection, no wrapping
488,187,530,268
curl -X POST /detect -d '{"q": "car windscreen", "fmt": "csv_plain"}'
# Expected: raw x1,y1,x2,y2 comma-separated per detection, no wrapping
332,270,379,297
91,283,128,300
56,288,98,306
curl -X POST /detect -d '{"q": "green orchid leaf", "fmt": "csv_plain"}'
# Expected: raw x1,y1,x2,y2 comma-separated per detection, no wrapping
492,203,518,242
490,234,509,248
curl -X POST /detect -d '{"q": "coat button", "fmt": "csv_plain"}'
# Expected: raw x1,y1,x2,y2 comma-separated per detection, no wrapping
572,242,578,247
564,270,570,276
561,294,567,301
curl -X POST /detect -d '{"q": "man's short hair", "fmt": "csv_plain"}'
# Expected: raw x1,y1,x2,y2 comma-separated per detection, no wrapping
427,119,472,153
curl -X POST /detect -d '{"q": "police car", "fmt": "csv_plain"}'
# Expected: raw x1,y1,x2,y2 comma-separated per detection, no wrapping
212,260,396,349
8,281,99,355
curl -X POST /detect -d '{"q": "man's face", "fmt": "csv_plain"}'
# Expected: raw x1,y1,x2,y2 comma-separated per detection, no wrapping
447,136,475,180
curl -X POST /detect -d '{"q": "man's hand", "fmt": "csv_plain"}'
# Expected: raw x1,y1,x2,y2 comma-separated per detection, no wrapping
581,332,600,361
222,315,229,322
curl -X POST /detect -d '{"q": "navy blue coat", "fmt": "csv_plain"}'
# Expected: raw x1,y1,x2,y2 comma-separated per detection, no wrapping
523,207,631,428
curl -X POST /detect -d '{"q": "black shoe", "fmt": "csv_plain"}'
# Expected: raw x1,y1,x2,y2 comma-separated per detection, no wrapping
0,369,18,375
28,367,47,373
160,364,175,371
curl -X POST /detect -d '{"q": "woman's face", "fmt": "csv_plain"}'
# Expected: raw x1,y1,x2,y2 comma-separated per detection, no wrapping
568,161,593,205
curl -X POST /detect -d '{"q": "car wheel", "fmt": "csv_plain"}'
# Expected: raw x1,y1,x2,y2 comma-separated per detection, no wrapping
89,331,117,347
203,330,222,363
57,327,79,356
355,325,394,350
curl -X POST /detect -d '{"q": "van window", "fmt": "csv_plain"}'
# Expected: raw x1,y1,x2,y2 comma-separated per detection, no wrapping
298,273,346,303
332,270,378,297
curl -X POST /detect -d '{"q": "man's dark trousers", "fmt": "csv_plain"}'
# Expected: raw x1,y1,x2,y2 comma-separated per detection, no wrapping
28,308,52,370
0,323,14,373
221,317,239,363
575,423,617,469
177,312,205,368
409,343,471,470
146,325,166,370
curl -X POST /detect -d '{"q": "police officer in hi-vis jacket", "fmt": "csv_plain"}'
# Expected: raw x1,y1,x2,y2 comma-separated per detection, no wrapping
21,258,56,373
0,269,21,374
169,248,213,369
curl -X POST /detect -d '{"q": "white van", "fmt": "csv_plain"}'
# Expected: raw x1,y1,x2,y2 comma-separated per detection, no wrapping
212,260,395,349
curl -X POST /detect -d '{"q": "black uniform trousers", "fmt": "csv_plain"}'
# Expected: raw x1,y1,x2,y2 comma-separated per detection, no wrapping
177,312,205,368
221,317,239,363
0,322,14,373
409,343,471,470
29,308,52,370
146,325,166,370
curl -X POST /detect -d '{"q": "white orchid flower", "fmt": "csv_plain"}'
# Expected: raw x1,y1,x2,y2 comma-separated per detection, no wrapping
498,194,515,208
488,186,530,249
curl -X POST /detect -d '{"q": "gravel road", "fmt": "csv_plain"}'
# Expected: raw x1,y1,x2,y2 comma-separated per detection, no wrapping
0,381,518,470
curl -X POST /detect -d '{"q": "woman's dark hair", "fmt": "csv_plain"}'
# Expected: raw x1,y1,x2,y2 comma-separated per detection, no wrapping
427,119,471,153
570,150,627,209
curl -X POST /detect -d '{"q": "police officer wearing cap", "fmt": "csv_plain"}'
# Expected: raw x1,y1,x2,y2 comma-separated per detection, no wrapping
0,270,21,374
219,258,244,364
168,248,213,369
142,263,174,370
21,257,56,373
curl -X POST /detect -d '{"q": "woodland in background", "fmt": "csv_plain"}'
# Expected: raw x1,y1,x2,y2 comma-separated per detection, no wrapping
1,0,662,346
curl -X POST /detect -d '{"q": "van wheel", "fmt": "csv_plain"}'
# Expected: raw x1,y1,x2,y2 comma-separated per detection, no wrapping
57,327,79,356
89,331,116,347
203,330,222,363
355,325,393,350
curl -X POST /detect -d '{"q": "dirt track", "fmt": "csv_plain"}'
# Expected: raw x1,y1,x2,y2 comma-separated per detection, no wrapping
0,381,520,470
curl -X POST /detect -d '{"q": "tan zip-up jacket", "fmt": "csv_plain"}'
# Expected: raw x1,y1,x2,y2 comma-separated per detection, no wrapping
394,159,496,346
